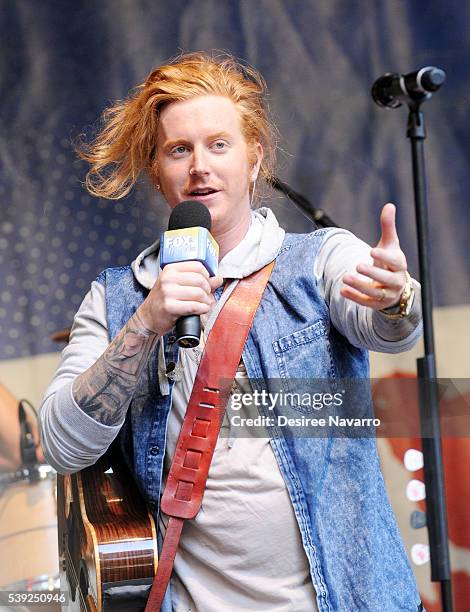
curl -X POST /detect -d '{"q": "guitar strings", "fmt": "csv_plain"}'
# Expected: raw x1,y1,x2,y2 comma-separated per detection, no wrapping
64,546,89,611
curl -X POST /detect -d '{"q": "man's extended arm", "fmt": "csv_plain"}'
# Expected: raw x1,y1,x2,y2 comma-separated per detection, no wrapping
316,227,422,353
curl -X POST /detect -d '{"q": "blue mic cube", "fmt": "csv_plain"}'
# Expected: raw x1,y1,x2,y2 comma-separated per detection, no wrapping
160,227,219,276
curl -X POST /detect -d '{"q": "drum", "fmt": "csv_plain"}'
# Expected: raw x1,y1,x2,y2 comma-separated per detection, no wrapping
0,468,59,590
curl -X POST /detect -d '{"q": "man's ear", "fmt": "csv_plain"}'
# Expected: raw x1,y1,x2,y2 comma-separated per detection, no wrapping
251,142,263,181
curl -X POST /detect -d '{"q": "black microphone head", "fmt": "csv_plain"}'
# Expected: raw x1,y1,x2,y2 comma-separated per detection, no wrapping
168,200,212,231
371,73,402,108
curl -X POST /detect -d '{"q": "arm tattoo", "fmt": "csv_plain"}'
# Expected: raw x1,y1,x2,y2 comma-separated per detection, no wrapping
72,311,159,426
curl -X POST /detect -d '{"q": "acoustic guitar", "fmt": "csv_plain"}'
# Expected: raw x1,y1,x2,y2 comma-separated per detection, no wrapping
57,448,158,611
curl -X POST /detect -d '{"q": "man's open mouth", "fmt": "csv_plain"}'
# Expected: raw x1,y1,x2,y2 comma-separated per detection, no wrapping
189,188,219,196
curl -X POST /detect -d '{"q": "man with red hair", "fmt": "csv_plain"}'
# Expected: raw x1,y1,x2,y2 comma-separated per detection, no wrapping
41,52,423,611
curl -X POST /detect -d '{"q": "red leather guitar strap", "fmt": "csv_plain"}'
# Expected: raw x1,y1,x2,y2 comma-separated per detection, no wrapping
145,261,275,611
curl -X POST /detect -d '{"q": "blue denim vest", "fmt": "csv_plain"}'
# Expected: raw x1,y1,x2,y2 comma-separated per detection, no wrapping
97,231,422,611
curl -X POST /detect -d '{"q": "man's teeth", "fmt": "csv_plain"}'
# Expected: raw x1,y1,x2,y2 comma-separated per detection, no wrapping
192,189,215,195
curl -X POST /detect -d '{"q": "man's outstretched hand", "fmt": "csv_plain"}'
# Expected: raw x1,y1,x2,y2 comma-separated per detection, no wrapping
341,203,408,310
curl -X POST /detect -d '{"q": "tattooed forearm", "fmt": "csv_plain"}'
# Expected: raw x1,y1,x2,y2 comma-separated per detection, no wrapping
72,311,159,426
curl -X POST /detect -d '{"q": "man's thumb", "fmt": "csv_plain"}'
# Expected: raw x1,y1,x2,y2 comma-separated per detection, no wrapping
378,203,399,247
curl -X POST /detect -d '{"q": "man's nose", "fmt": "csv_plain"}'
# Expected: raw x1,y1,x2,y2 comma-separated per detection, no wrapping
189,146,210,176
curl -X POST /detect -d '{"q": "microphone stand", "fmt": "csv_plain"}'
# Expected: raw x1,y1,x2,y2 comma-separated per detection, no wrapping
274,78,453,608
407,100,453,612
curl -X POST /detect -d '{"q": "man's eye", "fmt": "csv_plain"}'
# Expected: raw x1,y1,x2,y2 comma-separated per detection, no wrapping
172,145,188,155
213,141,226,150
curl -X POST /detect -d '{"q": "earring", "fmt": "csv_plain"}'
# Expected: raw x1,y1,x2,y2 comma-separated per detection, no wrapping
155,184,160,190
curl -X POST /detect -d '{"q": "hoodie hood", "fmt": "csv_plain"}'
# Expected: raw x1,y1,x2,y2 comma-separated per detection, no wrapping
131,207,285,289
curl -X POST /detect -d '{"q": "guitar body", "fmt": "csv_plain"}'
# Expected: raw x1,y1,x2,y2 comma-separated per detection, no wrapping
57,449,158,611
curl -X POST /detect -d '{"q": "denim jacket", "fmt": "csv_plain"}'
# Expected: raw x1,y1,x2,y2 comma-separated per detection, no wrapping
97,230,422,612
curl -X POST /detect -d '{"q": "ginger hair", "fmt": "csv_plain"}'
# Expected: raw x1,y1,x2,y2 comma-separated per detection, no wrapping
77,51,277,200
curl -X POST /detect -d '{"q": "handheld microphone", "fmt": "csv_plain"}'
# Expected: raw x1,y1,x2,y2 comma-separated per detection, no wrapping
160,201,219,348
371,66,446,108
